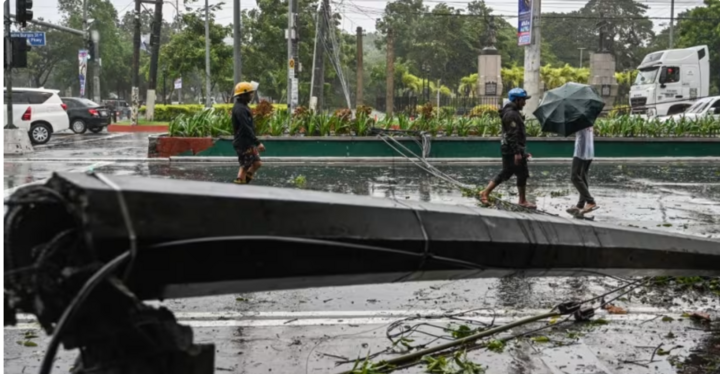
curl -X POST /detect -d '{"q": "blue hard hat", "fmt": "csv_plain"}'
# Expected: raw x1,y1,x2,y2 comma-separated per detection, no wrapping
508,88,531,102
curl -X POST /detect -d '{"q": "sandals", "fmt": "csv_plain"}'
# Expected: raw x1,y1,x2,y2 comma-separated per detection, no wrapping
478,192,491,206
518,202,537,209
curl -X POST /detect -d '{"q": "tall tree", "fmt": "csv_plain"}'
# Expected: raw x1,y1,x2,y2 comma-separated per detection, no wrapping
677,0,720,94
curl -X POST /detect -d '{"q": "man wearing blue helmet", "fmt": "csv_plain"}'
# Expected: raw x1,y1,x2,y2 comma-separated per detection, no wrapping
479,87,536,209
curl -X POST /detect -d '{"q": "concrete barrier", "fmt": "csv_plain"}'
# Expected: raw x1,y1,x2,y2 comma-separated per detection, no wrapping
148,134,720,159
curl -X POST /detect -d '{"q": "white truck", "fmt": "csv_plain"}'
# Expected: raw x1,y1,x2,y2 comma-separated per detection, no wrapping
629,45,710,117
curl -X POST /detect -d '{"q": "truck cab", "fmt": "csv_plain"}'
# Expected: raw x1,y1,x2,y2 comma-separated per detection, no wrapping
629,45,709,117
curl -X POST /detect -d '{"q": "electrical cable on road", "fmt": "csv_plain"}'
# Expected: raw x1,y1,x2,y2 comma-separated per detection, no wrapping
334,277,652,373
39,251,132,374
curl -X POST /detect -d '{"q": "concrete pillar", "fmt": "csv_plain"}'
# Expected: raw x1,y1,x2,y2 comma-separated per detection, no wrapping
477,49,503,104
4,129,34,155
589,52,619,110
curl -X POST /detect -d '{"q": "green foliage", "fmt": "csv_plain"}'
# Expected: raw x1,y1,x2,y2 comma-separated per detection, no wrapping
486,340,506,353
469,105,500,118
349,357,395,374
168,108,231,137
423,350,485,374
140,103,286,122
677,0,720,95
165,108,720,139
445,324,475,339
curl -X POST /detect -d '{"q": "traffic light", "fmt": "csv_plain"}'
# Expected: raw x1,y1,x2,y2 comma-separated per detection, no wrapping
11,37,31,68
16,0,34,28
86,39,94,61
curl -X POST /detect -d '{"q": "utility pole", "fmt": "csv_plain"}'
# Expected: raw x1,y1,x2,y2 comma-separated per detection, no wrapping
669,0,675,48
386,27,394,116
287,0,299,112
204,0,211,108
131,0,141,125
523,0,541,116
146,0,163,119
233,0,241,84
578,47,586,68
4,0,15,129
82,0,88,99
310,0,326,111
356,26,363,107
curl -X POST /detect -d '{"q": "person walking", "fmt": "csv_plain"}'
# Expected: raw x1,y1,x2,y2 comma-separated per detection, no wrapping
231,81,265,184
479,88,536,209
567,126,598,216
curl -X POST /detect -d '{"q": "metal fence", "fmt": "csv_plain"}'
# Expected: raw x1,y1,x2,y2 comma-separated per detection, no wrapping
375,96,503,115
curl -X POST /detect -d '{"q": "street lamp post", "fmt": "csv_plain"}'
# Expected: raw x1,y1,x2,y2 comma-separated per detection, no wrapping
422,62,431,103
162,67,167,105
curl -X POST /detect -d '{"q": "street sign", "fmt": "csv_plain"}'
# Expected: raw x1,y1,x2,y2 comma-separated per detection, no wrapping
289,58,295,70
10,31,46,46
517,0,533,46
174,78,182,89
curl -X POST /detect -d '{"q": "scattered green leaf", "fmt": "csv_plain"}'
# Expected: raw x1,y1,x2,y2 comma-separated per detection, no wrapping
662,316,674,323
532,336,551,343
235,297,249,302
446,324,475,339
486,340,505,353
23,341,38,347
294,175,307,188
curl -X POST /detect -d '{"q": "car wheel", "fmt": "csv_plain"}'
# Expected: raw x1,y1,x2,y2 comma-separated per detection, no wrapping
71,119,88,134
89,127,103,133
29,123,52,145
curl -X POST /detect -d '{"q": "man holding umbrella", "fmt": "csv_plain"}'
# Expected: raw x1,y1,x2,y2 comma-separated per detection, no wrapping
532,82,605,217
479,88,536,209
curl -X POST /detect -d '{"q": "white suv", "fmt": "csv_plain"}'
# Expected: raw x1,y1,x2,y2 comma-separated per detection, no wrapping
3,87,70,144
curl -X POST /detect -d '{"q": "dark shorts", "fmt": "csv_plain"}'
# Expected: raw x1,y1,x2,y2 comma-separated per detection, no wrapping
236,147,261,170
492,153,529,187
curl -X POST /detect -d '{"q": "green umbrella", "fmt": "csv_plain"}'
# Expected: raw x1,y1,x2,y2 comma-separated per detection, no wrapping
533,82,605,137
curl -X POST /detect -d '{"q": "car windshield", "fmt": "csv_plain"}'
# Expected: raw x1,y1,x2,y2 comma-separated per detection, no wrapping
686,99,711,114
633,67,659,86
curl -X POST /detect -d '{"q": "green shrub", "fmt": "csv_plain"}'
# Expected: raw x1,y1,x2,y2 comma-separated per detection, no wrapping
469,104,500,118
141,103,287,122
168,108,231,137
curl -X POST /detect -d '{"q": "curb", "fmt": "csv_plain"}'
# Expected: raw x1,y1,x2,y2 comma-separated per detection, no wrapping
167,156,720,164
108,125,169,133
7,156,720,164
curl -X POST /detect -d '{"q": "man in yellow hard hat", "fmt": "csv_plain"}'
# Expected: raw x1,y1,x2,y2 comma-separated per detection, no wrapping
231,81,265,184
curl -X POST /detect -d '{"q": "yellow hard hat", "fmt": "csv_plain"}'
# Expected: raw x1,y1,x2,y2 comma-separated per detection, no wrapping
234,81,259,96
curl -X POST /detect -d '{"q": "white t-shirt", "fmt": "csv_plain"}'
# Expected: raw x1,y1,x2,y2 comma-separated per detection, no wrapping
574,127,594,160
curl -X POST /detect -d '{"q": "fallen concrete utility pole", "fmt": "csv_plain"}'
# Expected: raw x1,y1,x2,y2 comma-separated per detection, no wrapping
4,172,719,374
5,172,720,301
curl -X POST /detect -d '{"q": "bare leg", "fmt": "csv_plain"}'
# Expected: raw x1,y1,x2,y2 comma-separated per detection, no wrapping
479,180,498,203
517,186,537,209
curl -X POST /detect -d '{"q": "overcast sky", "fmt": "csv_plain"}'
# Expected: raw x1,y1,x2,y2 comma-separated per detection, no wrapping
27,0,706,35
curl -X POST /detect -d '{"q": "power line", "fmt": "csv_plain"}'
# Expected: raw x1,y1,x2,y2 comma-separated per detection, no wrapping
338,6,718,21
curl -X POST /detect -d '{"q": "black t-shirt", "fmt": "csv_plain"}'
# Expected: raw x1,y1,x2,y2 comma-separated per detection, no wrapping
231,101,259,151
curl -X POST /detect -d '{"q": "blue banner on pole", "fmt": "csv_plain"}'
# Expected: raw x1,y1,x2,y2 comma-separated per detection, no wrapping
10,31,46,46
518,0,533,46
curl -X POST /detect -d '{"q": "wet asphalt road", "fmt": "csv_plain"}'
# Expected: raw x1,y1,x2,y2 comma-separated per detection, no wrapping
4,132,720,374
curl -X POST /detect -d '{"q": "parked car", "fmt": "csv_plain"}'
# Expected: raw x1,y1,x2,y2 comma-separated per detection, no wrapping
61,97,112,134
3,87,70,144
659,96,720,123
102,99,131,120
